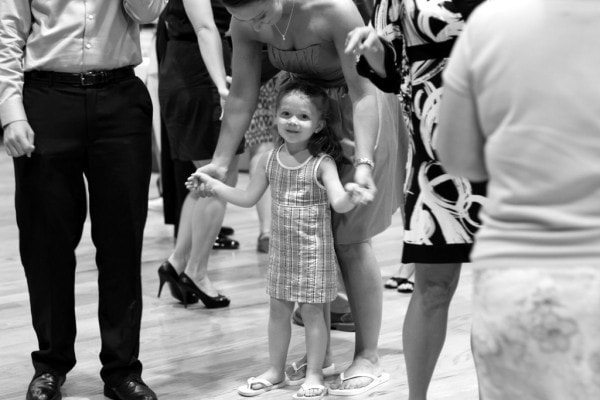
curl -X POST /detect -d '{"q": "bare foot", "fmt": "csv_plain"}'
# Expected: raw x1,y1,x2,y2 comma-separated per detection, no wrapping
295,382,326,398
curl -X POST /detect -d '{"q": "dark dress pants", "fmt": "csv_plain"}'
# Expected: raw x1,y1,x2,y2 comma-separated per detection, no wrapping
14,75,153,385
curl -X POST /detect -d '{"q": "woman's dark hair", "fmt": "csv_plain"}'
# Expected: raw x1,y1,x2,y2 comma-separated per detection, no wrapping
275,80,343,163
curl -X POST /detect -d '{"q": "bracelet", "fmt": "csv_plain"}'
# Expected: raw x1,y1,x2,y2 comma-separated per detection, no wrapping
353,158,375,169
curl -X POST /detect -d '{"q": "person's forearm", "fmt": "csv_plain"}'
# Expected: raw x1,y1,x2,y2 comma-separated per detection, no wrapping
330,194,356,214
123,0,167,24
212,95,257,168
212,183,257,208
351,93,378,162
197,26,228,95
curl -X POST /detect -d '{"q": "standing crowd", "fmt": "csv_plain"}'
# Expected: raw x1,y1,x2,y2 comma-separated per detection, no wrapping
1,1,599,400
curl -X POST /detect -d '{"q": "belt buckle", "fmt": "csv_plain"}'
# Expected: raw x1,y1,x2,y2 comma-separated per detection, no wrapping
80,71,104,86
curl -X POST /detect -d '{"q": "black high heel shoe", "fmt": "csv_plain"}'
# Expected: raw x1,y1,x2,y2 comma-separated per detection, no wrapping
178,273,230,309
157,261,199,305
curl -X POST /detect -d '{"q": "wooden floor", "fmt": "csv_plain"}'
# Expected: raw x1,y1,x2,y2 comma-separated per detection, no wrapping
0,152,479,400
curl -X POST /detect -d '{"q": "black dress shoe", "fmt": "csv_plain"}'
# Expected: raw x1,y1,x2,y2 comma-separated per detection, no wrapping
26,373,64,400
104,376,157,400
212,233,239,250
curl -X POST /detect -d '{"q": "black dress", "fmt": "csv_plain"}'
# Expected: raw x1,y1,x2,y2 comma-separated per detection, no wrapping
158,0,233,161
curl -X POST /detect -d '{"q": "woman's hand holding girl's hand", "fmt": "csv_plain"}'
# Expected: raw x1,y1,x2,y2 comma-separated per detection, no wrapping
353,164,377,202
345,182,375,205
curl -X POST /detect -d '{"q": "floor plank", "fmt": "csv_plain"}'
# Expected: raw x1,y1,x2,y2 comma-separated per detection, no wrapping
0,153,478,400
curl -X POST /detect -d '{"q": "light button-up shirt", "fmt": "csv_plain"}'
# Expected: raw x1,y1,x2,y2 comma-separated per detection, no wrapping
0,0,168,127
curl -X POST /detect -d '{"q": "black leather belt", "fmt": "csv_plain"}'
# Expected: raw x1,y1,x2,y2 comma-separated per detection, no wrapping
24,66,135,87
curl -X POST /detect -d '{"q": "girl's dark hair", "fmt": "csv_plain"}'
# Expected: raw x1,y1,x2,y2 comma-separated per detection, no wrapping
275,80,343,163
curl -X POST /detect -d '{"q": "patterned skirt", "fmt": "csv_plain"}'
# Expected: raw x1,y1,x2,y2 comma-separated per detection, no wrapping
472,266,600,400
244,74,279,151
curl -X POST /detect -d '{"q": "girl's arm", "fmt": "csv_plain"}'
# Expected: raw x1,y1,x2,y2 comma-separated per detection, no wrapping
189,152,270,208
183,0,229,101
319,157,370,213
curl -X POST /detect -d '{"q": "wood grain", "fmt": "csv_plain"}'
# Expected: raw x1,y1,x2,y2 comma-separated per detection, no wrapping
0,153,478,400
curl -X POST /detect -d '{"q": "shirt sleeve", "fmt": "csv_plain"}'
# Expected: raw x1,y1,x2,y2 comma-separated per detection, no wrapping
123,0,168,24
0,0,31,127
442,21,473,98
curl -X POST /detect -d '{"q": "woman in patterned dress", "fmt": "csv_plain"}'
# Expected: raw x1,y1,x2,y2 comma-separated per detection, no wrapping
346,0,486,398
191,81,369,399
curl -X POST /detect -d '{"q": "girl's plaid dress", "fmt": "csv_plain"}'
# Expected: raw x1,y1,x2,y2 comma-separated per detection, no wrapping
265,145,338,304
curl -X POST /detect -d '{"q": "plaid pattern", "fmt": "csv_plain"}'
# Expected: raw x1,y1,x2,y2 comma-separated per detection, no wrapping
266,145,338,303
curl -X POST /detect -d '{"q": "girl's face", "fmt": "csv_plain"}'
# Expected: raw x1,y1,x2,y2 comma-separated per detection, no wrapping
276,92,325,148
228,0,283,32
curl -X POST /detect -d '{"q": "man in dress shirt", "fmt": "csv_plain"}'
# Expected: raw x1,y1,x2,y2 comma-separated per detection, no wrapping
0,1,167,399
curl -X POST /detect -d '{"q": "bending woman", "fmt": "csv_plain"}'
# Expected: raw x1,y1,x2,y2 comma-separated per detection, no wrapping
197,0,406,394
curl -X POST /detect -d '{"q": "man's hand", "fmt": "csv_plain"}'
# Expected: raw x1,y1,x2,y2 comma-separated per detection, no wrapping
3,120,35,157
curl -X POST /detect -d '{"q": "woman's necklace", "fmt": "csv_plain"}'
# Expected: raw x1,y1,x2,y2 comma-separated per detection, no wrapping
274,0,295,41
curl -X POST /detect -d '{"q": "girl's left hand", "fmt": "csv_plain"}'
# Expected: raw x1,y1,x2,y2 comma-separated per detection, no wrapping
345,182,375,205
185,175,201,192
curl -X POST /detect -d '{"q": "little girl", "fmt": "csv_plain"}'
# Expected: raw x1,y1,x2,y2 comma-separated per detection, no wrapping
188,80,371,399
